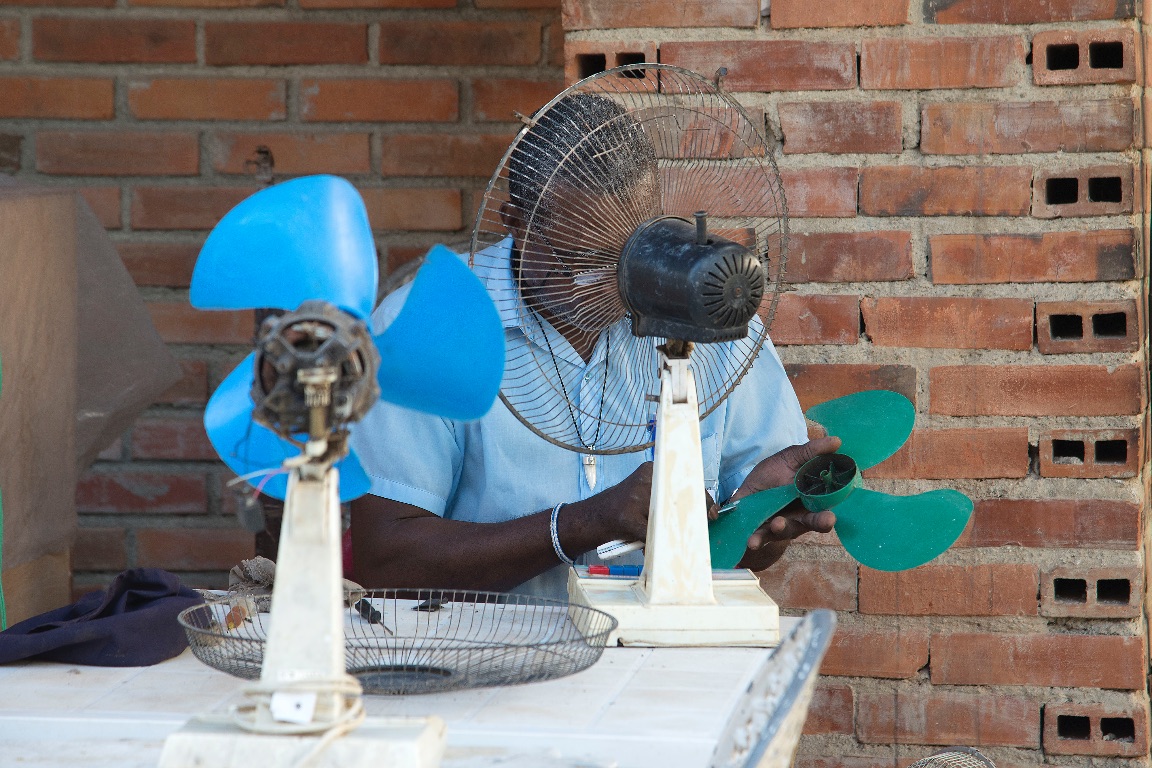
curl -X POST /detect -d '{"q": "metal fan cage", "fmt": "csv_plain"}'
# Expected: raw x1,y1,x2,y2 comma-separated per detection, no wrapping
178,589,618,695
470,63,789,455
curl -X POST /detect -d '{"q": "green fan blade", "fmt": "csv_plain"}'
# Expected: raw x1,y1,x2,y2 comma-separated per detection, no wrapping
834,487,972,572
708,484,800,569
805,390,915,471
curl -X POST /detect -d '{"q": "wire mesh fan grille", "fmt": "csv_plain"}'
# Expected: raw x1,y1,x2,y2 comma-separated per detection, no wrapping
179,590,618,695
906,749,997,768
471,64,788,454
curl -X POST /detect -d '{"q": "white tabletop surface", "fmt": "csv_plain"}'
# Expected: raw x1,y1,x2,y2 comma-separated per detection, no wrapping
0,618,797,768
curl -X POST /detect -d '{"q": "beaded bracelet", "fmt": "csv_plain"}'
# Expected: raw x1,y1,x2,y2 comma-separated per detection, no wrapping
549,502,574,566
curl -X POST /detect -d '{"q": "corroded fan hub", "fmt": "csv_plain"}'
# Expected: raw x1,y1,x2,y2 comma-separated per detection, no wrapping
796,453,859,512
253,299,381,441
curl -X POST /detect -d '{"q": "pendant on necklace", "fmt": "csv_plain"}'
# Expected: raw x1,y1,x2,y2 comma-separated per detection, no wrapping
582,454,597,490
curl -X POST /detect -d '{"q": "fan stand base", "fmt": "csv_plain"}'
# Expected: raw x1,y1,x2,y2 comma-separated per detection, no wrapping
567,568,779,647
158,713,447,768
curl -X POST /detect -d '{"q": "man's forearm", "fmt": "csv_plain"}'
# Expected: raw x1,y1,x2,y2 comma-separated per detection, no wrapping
349,495,621,592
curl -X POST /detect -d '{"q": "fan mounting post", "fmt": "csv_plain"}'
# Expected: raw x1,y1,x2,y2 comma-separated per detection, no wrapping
568,348,781,647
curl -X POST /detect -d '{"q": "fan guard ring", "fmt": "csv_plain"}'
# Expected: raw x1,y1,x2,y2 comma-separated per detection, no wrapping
470,63,789,455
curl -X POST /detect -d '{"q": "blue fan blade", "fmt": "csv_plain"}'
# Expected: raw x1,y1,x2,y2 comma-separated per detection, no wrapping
205,353,371,502
191,175,378,319
374,245,505,420
835,487,972,572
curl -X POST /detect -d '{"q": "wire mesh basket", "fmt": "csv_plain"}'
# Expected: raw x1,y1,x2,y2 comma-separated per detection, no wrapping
178,589,618,695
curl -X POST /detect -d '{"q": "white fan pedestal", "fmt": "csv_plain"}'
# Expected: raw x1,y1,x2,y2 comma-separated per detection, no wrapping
159,464,446,768
568,353,780,647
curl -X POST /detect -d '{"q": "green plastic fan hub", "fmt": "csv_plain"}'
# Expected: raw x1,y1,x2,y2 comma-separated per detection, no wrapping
795,453,858,512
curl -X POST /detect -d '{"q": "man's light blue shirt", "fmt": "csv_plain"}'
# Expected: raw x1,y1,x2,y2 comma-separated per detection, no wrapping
349,238,807,598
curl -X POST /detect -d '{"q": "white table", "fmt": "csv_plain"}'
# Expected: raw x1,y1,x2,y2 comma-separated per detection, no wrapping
0,618,800,768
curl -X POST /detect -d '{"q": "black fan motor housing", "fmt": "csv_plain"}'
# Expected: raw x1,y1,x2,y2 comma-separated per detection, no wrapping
618,215,765,343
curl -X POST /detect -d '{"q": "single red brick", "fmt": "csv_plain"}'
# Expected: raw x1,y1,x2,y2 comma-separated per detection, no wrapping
786,363,917,411
301,79,458,123
300,0,453,7
0,76,114,119
564,40,659,88
967,499,1140,550
804,681,854,735
0,17,17,59
1043,701,1149,757
473,78,564,123
116,240,198,287
132,0,284,6
131,186,257,230
0,0,112,5
477,0,558,6
865,428,1031,480
380,133,513,177
779,101,902,155
861,36,1025,90
922,99,1134,155
1039,428,1140,479
772,0,907,28
1036,300,1139,355
157,359,209,404
37,131,199,176
148,301,254,345
359,188,462,232
73,528,128,571
930,364,1144,416
862,297,1034,350
822,625,930,678
769,294,859,345
1041,565,1142,619
857,689,1039,747
379,20,540,66
860,166,1033,216
78,186,122,229
562,0,758,29
662,40,856,92
210,132,370,175
931,632,1145,689
136,528,254,571
76,471,208,514
131,417,216,461
926,0,1134,23
859,564,1038,617
786,232,912,283
930,230,1136,283
129,78,286,121
756,558,857,611
34,18,195,63
781,168,859,217
1033,164,1134,218
205,22,367,66
1033,28,1137,86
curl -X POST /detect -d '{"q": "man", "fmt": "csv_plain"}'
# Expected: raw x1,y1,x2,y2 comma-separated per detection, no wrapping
348,94,837,597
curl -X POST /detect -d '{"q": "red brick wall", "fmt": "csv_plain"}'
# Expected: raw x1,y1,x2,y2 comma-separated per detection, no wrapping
4,0,1147,761
0,1,562,589
561,0,1150,763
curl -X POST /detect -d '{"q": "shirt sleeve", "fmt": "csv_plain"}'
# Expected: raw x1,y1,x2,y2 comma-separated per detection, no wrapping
346,283,464,516
716,334,807,504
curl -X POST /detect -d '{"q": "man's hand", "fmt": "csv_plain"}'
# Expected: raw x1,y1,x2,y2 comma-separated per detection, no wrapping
570,461,653,544
717,436,841,572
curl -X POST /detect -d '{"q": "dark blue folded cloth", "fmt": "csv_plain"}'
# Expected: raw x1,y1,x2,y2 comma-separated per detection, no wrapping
0,567,203,666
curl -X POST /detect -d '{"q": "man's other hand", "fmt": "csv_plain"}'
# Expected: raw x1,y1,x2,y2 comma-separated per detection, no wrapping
721,436,841,572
